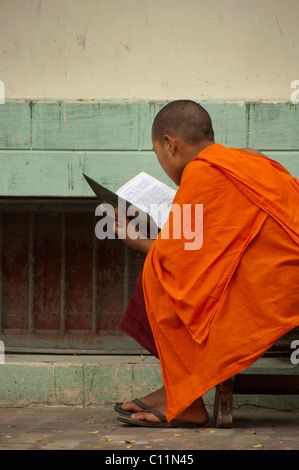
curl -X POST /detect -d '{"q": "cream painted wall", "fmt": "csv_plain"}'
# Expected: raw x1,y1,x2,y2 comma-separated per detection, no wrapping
1,0,298,101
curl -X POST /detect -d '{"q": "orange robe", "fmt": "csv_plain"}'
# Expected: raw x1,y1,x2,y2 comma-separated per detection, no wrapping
142,144,299,422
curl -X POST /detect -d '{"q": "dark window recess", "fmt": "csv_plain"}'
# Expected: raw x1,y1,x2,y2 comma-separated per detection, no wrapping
0,198,146,354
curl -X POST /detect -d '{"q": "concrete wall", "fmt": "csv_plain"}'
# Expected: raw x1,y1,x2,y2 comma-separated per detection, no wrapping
1,0,299,101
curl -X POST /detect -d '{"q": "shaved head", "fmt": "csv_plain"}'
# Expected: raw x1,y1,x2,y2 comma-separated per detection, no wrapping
152,100,214,145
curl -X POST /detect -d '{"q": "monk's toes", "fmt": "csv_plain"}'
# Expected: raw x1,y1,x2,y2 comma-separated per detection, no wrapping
130,411,161,423
122,403,141,413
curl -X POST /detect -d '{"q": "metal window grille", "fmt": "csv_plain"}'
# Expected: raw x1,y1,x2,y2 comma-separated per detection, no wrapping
0,198,146,354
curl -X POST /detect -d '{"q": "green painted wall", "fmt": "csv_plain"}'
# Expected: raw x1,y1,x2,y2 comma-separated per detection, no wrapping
0,100,298,196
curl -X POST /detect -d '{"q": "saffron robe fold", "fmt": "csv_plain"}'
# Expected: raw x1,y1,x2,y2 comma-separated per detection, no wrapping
142,144,299,422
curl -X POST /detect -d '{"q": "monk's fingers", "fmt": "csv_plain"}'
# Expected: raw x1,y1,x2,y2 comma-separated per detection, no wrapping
113,207,129,235
113,220,127,238
114,207,126,223
113,218,124,229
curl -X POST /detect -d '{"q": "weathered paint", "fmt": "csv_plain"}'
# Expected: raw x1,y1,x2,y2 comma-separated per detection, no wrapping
0,101,31,149
0,150,172,196
1,149,299,197
0,100,298,196
249,102,299,150
1,0,298,102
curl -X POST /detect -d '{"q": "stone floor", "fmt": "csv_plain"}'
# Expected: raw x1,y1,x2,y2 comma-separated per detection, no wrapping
1,404,299,451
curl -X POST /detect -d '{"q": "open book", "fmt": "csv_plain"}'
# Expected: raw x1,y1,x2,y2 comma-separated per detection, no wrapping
83,172,176,230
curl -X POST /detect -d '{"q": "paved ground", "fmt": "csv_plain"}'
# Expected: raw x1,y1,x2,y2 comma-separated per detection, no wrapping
1,404,299,451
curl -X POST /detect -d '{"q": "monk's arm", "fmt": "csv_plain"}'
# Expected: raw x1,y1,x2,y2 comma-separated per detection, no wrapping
129,237,155,253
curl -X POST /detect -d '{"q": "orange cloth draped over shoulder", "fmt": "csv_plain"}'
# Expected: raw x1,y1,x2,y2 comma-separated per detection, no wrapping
142,143,299,422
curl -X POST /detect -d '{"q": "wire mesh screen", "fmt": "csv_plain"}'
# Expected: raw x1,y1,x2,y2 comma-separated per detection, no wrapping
0,199,146,354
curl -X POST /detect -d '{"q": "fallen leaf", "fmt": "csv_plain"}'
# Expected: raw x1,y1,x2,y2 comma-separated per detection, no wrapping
125,439,135,444
57,431,63,434
93,418,107,421
104,437,112,441
209,430,216,434
173,433,183,437
89,431,99,434
86,421,95,424
250,431,256,434
144,446,152,449
126,445,132,448
253,444,263,448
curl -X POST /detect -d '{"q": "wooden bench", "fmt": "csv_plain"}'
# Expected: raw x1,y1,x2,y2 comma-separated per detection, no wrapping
213,327,299,427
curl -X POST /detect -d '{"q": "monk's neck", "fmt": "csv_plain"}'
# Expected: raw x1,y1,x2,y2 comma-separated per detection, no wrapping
184,141,215,165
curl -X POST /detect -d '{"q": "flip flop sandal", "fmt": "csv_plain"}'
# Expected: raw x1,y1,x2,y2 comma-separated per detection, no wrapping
117,408,204,428
114,398,152,417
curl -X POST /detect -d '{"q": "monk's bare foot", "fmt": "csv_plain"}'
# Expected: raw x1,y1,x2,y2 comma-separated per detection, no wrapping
122,388,209,426
121,387,166,413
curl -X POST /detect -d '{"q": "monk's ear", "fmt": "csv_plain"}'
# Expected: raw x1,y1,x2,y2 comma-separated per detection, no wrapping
163,135,177,155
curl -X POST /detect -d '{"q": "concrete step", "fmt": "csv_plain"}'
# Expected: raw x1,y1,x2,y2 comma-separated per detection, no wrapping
1,354,299,410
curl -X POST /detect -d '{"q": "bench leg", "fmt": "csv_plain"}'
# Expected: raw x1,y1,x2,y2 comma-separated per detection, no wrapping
213,377,234,428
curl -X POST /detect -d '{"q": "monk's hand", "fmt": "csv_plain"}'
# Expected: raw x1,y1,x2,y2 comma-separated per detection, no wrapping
113,208,141,248
113,208,155,253
113,207,128,238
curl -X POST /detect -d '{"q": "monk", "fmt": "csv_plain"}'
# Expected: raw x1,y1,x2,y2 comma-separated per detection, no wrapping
113,100,299,428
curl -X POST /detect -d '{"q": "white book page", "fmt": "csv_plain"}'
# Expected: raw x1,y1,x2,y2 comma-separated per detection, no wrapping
116,172,176,228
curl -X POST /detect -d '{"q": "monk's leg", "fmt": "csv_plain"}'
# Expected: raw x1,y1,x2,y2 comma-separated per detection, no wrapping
120,271,166,412
121,272,159,358
120,272,208,424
